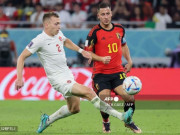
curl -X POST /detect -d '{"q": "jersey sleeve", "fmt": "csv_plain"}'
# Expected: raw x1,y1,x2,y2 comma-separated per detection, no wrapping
121,33,127,46
26,37,42,54
84,26,98,52
121,27,126,46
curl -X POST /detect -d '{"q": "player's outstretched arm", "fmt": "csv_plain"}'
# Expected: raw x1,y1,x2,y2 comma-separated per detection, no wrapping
64,38,92,63
64,38,84,52
122,44,133,73
15,49,32,90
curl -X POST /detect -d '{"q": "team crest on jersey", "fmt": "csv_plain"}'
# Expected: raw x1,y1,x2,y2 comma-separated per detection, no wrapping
116,33,121,39
86,39,94,51
28,41,33,48
59,36,63,41
101,37,106,40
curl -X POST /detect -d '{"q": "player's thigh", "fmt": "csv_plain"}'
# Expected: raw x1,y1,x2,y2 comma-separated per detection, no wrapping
114,85,134,102
66,96,80,113
71,83,96,100
92,74,112,95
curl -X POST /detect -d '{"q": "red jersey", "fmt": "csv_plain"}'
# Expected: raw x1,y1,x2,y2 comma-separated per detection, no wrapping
85,23,127,74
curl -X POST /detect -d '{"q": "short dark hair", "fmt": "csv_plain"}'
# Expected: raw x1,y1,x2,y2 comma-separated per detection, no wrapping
98,2,111,10
43,12,59,22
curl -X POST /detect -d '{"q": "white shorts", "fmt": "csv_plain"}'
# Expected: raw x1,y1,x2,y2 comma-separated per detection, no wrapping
48,70,76,98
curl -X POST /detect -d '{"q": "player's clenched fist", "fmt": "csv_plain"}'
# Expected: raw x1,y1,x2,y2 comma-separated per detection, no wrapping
102,56,111,64
15,79,24,90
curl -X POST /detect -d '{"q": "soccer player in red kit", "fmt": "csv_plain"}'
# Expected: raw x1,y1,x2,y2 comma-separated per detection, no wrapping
85,3,142,134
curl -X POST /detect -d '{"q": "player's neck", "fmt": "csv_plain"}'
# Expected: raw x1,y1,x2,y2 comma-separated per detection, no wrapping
44,29,54,37
100,23,113,30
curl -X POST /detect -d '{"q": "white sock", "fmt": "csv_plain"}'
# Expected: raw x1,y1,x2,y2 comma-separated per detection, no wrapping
91,96,124,121
47,105,72,125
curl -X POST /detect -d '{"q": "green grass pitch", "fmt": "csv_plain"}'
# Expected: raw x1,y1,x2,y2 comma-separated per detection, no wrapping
0,100,180,135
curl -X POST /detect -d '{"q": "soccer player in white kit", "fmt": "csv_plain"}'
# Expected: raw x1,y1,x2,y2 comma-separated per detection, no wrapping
15,12,133,133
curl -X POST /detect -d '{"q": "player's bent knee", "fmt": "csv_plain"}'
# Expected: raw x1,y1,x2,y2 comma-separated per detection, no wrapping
125,95,135,102
130,96,135,102
84,88,95,100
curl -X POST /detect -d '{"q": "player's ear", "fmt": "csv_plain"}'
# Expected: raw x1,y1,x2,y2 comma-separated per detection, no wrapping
97,13,100,20
43,21,49,28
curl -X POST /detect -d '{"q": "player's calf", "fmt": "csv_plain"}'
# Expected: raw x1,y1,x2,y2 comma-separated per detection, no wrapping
69,108,80,114
66,96,80,114
67,105,80,114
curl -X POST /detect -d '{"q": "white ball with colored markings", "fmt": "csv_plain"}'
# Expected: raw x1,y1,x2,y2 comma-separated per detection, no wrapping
123,76,142,95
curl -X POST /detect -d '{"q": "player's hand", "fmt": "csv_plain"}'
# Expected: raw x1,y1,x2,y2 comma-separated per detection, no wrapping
15,79,24,91
124,62,132,73
82,50,92,64
102,56,111,64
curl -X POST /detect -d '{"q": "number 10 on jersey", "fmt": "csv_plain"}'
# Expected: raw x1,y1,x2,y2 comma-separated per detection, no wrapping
108,43,118,53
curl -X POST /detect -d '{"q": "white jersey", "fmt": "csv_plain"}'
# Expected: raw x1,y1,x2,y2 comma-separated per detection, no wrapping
26,31,76,98
26,31,69,77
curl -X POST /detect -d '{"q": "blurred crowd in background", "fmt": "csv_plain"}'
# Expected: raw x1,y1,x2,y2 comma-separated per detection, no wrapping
0,0,180,29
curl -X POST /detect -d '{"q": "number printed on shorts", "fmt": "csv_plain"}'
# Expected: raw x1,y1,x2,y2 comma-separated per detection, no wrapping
56,44,61,52
120,72,126,79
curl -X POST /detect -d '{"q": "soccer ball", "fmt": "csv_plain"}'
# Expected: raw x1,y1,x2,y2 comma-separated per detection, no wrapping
123,76,142,95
